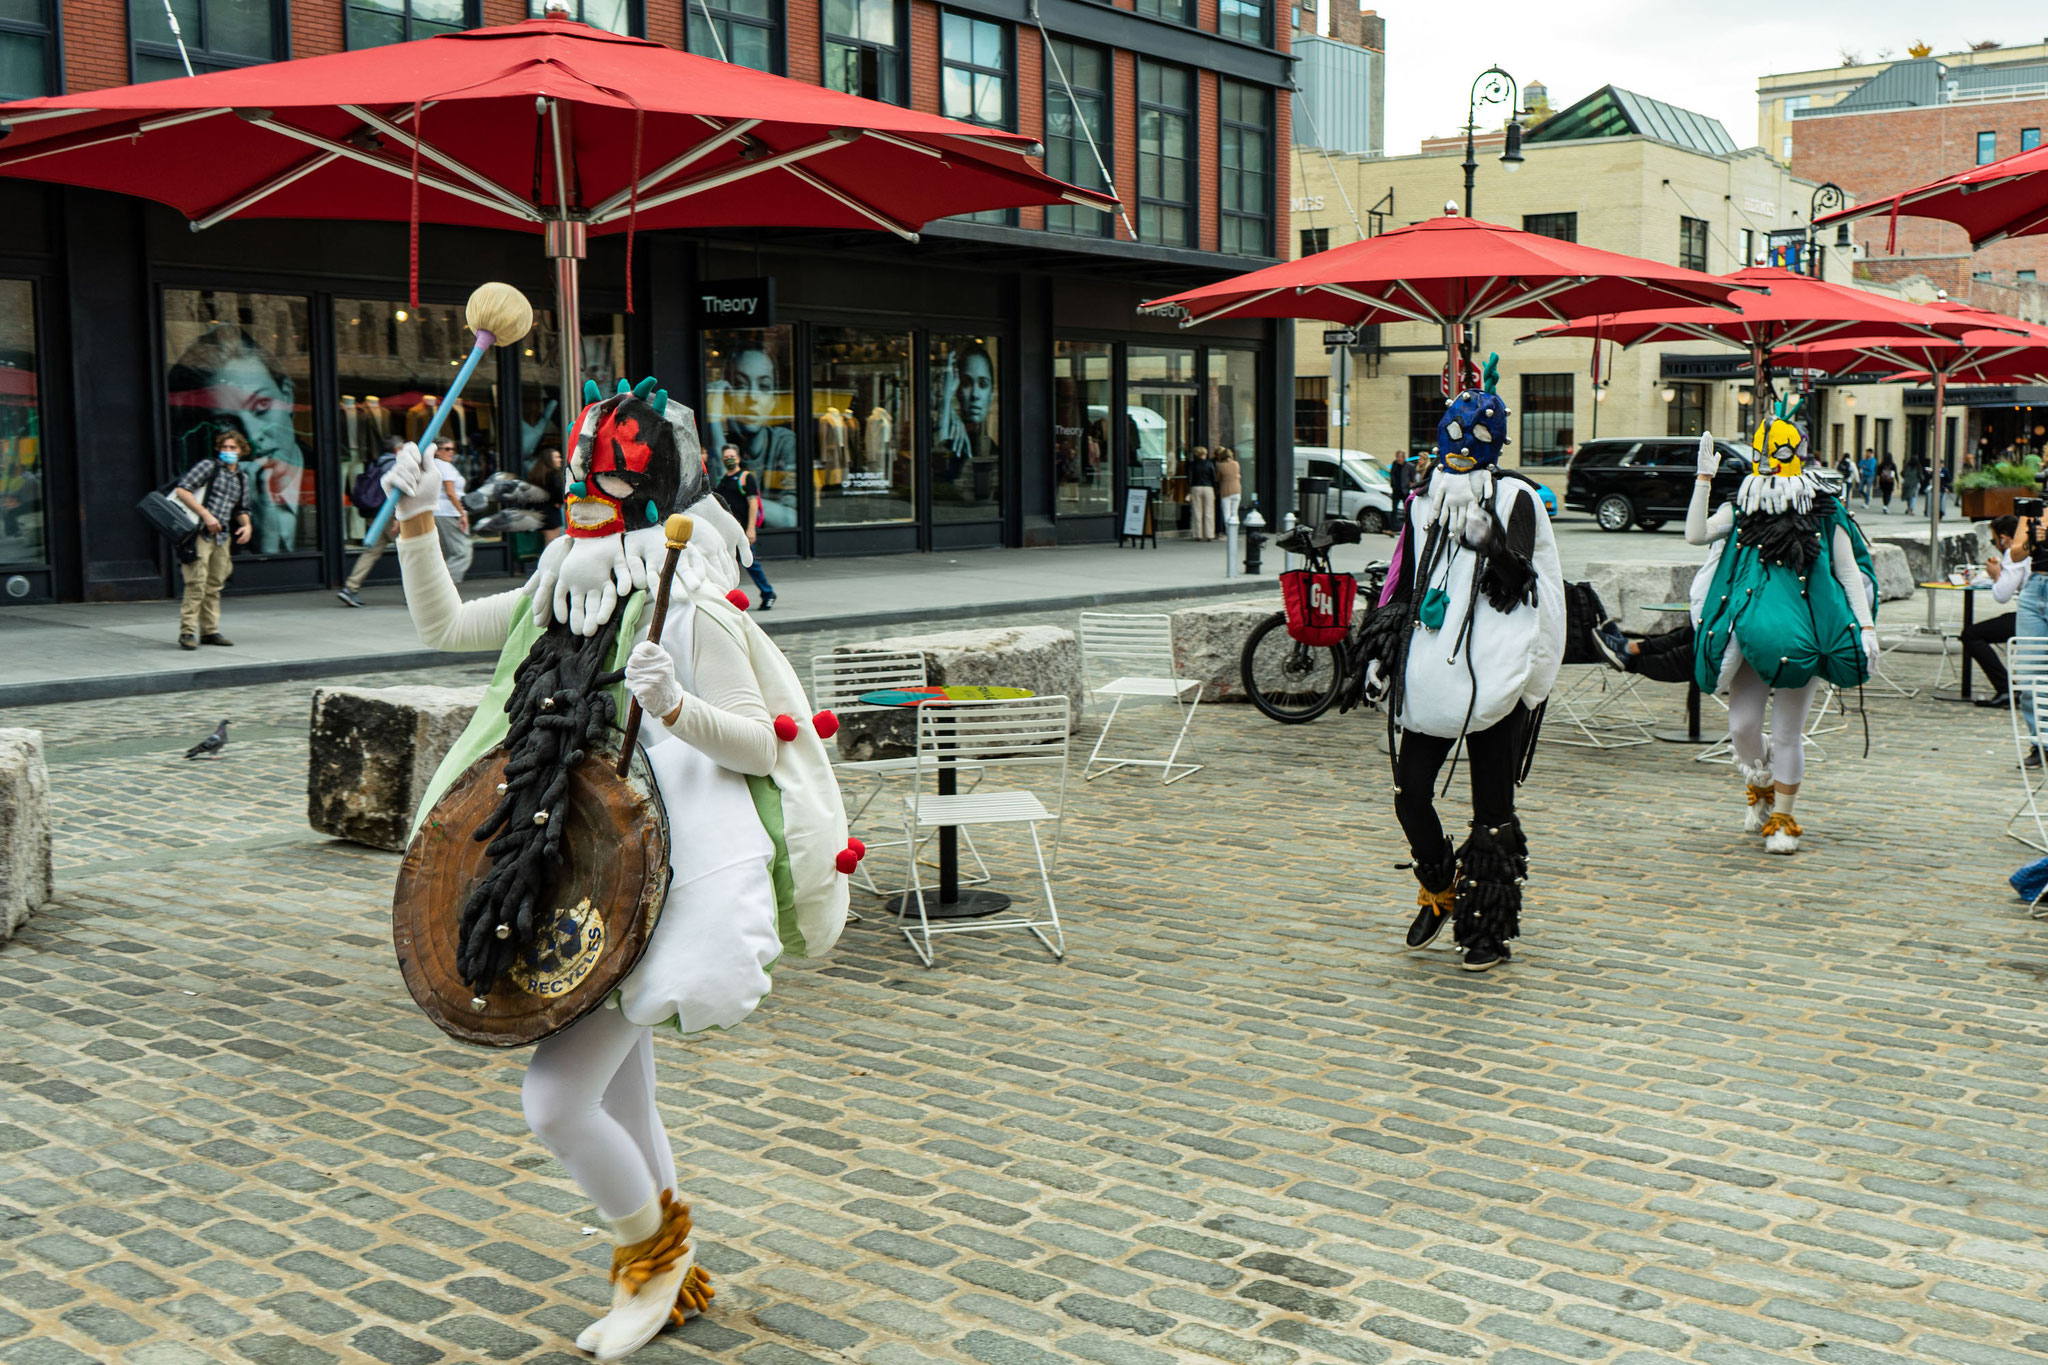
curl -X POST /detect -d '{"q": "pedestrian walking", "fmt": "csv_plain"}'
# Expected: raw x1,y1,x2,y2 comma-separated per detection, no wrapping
1187,444,1218,540
1876,454,1896,513
1215,446,1242,536
172,430,252,649
337,435,405,606
1902,452,1923,515
528,443,566,544
430,438,473,583
716,445,776,609
1860,449,1877,508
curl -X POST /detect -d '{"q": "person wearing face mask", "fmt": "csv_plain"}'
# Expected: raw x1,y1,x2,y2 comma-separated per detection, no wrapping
714,444,775,609
170,430,253,649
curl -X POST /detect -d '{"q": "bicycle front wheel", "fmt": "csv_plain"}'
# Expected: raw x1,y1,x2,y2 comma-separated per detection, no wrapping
1241,611,1345,724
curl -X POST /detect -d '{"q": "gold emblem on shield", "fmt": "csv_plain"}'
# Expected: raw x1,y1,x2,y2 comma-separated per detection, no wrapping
507,897,607,1000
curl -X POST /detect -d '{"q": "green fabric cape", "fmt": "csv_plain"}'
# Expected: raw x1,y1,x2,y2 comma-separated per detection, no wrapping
1694,500,1877,693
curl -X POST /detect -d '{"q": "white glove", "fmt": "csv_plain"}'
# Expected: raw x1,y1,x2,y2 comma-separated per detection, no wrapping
524,534,631,636
382,442,442,521
1696,431,1720,479
625,640,684,722
1861,629,1879,676
1363,658,1388,704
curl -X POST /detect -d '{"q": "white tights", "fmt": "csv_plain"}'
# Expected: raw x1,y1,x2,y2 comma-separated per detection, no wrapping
1726,663,1818,787
521,1003,675,1220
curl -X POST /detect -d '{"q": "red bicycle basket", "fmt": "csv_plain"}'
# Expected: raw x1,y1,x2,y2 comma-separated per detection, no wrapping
1279,570,1355,645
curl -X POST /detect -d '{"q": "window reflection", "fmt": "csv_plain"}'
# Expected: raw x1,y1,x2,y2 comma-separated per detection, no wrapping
1053,339,1111,516
814,327,914,526
931,334,1000,522
0,280,41,565
702,326,798,531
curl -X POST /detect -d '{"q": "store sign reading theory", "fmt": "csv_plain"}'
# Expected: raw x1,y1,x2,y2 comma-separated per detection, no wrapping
696,277,776,327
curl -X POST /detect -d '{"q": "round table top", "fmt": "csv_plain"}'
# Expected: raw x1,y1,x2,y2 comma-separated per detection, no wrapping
1917,580,1992,591
1643,602,1692,613
858,685,1036,707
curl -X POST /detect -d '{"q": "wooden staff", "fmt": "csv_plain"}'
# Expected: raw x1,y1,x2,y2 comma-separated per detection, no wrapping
617,514,694,776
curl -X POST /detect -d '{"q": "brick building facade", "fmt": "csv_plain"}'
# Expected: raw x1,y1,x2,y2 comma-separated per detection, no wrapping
0,0,1293,601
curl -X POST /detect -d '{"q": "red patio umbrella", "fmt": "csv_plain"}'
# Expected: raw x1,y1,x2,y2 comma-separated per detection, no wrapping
0,17,1117,405
1138,209,1754,385
1815,144,2048,251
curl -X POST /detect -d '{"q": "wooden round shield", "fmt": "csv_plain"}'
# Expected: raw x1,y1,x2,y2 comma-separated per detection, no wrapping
393,745,670,1048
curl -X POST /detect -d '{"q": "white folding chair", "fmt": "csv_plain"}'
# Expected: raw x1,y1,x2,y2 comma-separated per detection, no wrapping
1543,666,1654,748
2007,638,2048,852
898,696,1071,966
1869,629,1928,698
1078,612,1203,784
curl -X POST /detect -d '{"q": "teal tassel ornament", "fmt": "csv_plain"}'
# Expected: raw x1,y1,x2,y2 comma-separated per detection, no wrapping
645,500,659,524
1420,587,1451,630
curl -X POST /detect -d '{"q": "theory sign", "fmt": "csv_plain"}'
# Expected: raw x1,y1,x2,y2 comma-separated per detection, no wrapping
696,277,775,326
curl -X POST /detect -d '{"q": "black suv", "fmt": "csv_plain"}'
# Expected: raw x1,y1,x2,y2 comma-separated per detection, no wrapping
1565,437,1751,532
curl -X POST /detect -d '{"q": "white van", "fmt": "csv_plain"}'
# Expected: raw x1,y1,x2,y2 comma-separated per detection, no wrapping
1291,447,1394,531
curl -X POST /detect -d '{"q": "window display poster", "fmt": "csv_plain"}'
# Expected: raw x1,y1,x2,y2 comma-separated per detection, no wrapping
930,334,1000,523
702,325,797,529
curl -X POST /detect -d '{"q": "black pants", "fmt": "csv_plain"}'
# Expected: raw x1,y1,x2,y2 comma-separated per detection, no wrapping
1962,612,2015,695
1627,623,1696,686
1393,704,1529,874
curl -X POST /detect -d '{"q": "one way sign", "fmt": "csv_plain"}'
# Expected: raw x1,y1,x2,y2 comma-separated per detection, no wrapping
1322,328,1358,349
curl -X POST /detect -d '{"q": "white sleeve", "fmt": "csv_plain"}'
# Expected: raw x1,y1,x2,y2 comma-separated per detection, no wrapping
647,612,778,777
1684,479,1733,544
1831,526,1875,630
1993,552,2029,605
396,533,519,651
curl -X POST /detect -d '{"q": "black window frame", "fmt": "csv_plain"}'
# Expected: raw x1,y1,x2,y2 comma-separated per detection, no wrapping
1678,215,1709,272
1518,372,1575,467
1300,227,1329,256
528,0,644,35
1407,374,1441,454
1521,212,1577,243
1217,0,1268,45
940,10,1014,226
2025,127,2043,153
0,0,58,100
1666,383,1708,438
1043,35,1113,239
823,0,909,105
1217,78,1271,258
130,0,288,80
686,0,784,74
346,0,479,50
1132,0,1192,26
1135,59,1194,250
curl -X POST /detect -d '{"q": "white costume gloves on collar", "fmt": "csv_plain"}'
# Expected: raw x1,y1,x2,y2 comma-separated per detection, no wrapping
524,495,744,634
381,441,442,522
1429,468,1494,547
1736,471,1817,517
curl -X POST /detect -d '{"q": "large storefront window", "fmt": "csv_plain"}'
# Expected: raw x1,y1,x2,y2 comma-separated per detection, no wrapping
1206,347,1258,515
813,327,913,526
703,326,797,530
0,280,41,566
931,334,1000,522
162,288,314,556
1053,340,1111,517
519,309,627,476
1127,345,1196,535
1519,373,1575,466
334,298,502,548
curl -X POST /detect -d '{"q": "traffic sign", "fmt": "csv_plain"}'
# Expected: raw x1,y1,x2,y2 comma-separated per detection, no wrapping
1322,328,1358,349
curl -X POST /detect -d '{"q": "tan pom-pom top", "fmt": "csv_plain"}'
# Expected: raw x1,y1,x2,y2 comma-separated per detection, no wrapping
465,282,534,346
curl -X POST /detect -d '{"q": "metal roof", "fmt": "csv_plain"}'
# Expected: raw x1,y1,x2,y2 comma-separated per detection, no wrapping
1525,85,1739,156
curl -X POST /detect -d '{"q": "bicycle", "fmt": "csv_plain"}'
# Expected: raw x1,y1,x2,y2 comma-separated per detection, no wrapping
1239,518,1388,724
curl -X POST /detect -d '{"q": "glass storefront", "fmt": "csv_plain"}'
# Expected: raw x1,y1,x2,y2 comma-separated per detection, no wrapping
1053,339,1111,517
1127,344,1197,535
813,326,914,527
930,333,1000,522
1206,346,1259,518
162,288,315,557
519,309,628,477
0,280,41,567
334,297,502,548
702,325,798,530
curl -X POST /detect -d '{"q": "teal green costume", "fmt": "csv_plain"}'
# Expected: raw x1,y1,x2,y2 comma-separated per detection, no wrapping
1694,498,1877,693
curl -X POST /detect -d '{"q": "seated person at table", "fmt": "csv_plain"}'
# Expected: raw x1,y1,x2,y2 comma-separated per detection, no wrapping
1592,619,1695,685
1961,514,2024,710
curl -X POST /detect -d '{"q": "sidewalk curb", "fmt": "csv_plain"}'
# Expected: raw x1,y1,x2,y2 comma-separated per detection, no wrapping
0,577,1271,709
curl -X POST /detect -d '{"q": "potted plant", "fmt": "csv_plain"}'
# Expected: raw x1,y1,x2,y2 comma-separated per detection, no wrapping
1957,456,2041,519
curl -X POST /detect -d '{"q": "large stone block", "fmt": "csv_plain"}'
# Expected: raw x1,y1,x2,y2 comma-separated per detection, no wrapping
834,626,1082,760
1581,560,1708,635
1869,530,1983,582
309,685,485,851
0,729,51,944
1171,600,1284,703
1870,543,1915,603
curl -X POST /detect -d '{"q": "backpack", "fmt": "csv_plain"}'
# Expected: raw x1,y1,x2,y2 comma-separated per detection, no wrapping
351,454,396,516
693,592,851,958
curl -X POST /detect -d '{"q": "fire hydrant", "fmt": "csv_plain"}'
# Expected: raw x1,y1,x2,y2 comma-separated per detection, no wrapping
1242,503,1267,576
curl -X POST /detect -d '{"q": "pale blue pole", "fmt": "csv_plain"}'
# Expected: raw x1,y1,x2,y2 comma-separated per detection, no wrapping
362,330,497,549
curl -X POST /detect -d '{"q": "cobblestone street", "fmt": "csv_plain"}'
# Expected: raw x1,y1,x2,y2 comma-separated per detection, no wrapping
4,604,2047,1365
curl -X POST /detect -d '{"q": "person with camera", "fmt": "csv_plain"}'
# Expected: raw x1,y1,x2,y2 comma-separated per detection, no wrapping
1959,515,2025,714
2006,505,2048,765
171,430,253,649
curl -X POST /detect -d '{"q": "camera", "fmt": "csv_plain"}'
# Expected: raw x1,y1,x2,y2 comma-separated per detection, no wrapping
2019,498,2048,573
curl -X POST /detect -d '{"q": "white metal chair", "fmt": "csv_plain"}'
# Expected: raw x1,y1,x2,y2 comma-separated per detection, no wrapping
897,695,1071,966
1077,612,1203,783
1543,665,1655,748
2006,637,2048,852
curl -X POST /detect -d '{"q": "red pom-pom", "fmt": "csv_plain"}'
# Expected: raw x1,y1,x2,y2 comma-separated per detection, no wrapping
835,848,859,875
812,709,840,739
725,589,750,611
773,714,799,742
846,838,866,860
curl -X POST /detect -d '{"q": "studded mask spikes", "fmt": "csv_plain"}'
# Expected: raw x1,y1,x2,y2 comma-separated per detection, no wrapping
1748,415,1805,479
1436,387,1510,473
562,381,710,540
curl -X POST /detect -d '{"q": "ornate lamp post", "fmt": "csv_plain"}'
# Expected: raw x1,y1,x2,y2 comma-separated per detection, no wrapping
1461,66,1524,219
1806,181,1846,280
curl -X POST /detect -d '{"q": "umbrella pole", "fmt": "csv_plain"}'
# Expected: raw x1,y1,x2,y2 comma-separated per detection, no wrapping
1927,369,1947,631
547,219,586,440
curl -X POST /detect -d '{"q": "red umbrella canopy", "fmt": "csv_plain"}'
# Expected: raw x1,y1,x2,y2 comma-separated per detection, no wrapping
1138,212,1752,329
1815,144,2048,250
1526,266,1997,351
1774,326,2048,386
0,18,1116,239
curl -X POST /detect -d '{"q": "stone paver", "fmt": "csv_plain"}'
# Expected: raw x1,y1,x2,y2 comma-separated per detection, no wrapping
1,605,2045,1365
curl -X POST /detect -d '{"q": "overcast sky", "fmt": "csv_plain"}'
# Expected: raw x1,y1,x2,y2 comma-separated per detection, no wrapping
1378,1,2048,156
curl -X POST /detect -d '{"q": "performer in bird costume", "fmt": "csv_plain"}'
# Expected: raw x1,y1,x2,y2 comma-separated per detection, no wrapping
385,377,850,1361
1362,357,1565,971
1687,404,1877,854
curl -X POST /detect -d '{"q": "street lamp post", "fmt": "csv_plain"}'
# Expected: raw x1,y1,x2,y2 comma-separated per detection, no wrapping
1461,66,1524,219
1806,181,1846,281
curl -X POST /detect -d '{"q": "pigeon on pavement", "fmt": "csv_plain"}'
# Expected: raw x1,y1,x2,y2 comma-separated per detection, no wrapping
184,720,230,760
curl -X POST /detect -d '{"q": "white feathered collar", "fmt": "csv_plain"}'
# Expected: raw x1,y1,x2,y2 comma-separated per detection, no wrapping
1735,471,1817,517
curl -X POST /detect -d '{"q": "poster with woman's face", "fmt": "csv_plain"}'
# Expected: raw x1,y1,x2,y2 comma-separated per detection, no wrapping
702,326,796,529
930,334,1000,520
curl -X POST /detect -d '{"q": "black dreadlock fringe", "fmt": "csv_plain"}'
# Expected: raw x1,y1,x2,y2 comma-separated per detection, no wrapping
456,615,628,996
1737,493,1832,571
1477,547,1537,615
1411,851,1457,897
1453,819,1526,950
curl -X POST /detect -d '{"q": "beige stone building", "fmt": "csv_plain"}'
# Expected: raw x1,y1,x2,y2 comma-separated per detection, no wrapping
1289,86,1920,495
